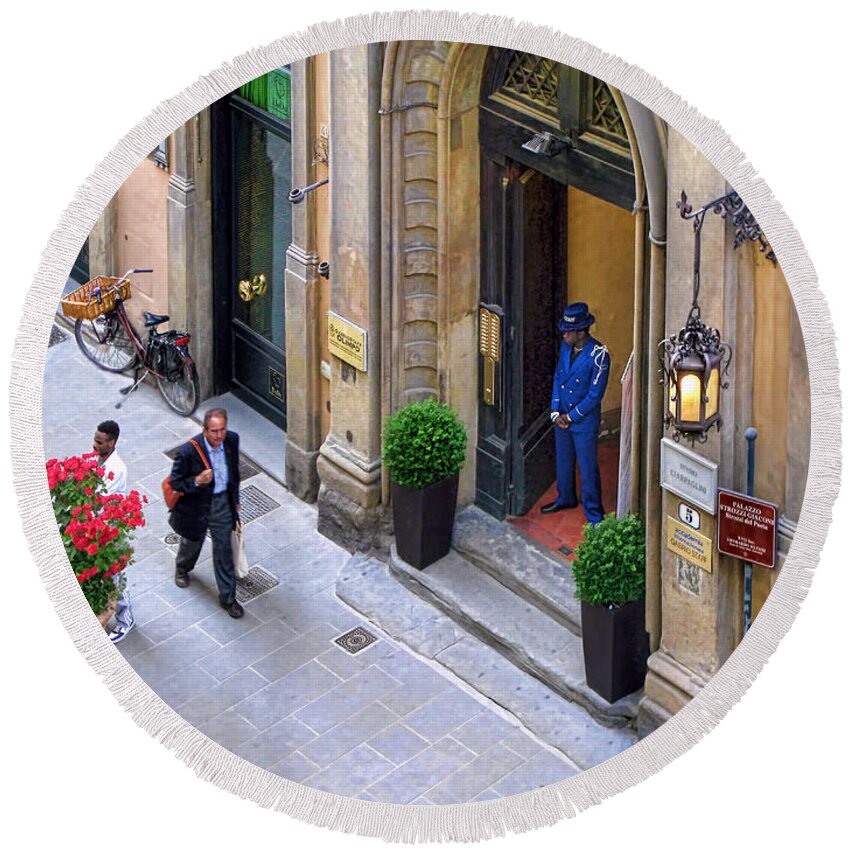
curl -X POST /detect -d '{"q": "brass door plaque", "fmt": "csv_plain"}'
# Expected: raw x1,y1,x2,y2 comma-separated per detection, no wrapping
479,306,502,406
269,367,284,401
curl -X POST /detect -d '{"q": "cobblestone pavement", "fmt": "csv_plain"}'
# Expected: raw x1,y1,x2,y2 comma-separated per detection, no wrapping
42,327,601,803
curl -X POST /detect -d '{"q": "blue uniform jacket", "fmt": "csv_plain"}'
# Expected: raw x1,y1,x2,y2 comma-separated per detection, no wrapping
550,336,610,433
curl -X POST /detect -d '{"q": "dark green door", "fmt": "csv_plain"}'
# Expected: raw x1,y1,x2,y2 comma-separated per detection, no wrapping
213,82,292,429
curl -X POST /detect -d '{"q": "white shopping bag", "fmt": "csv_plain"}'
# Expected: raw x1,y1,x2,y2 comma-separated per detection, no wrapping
231,522,250,580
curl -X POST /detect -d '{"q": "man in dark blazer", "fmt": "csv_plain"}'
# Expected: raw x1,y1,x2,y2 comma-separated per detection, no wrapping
168,407,244,618
541,302,610,525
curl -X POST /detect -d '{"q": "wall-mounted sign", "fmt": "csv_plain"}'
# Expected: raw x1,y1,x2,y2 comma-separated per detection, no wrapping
666,516,713,573
677,502,701,530
660,438,718,514
717,489,778,569
328,312,368,372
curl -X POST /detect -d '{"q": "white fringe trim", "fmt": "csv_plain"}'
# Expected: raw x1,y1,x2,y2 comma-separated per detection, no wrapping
9,10,840,843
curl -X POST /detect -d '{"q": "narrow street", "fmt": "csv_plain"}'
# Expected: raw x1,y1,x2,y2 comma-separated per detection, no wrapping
42,324,629,802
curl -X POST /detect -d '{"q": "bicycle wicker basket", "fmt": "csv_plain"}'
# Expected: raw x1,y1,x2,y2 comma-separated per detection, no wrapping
60,276,132,321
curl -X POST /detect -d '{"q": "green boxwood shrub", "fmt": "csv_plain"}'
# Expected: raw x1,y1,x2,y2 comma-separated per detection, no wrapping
382,399,467,489
572,513,646,607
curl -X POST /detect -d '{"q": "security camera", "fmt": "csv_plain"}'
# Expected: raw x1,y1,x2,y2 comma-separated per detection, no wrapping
288,177,329,204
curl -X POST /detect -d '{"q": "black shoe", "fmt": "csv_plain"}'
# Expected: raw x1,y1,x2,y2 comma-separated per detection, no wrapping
540,500,578,514
174,572,190,588
221,599,244,619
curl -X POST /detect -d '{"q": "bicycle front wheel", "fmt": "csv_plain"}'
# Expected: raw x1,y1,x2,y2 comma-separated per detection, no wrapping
74,315,138,373
157,360,200,416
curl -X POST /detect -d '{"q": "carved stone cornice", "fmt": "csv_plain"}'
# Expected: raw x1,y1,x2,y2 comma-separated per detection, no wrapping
285,243,321,270
167,172,196,206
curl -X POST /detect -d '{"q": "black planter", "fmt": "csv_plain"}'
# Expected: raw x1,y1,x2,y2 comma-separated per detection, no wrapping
580,598,650,703
391,473,460,569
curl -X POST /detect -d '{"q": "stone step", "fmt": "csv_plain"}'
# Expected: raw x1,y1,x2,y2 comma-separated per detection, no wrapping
452,506,582,635
336,553,637,770
388,546,638,727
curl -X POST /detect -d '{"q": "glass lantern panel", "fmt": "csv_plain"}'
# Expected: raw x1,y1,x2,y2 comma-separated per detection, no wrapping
679,373,702,423
705,368,719,419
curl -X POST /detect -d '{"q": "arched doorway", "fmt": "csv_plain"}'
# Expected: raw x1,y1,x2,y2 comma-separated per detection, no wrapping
475,50,639,550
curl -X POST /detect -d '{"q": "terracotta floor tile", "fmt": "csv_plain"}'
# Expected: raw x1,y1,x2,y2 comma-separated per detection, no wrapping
508,438,620,554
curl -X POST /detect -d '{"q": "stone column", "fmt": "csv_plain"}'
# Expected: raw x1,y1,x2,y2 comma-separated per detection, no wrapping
316,44,387,551
638,131,744,737
284,58,324,501
167,112,214,399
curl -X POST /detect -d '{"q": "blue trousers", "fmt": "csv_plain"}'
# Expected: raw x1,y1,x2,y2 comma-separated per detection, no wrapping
175,492,237,604
553,424,604,524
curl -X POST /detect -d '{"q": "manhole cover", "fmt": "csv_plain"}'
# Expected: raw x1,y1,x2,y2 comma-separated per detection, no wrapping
49,325,68,347
162,445,261,480
239,484,280,523
164,532,182,545
334,626,378,655
236,565,279,603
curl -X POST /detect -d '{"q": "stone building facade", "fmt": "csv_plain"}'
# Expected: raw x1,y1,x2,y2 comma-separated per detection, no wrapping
86,40,810,736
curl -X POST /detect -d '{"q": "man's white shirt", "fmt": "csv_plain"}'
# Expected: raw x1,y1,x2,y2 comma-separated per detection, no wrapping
101,451,128,495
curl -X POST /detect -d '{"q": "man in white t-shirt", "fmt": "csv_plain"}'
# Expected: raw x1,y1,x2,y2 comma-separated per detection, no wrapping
93,420,133,642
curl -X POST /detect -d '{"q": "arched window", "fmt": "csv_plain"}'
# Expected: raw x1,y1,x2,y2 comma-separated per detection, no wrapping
480,50,635,209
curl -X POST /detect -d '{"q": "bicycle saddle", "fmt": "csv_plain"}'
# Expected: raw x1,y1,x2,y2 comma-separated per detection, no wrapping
143,311,170,327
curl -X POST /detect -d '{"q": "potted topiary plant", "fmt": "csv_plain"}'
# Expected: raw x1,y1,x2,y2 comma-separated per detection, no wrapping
46,453,147,628
382,398,467,569
571,513,650,703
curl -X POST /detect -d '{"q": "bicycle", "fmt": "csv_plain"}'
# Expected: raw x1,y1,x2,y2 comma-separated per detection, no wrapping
61,268,200,416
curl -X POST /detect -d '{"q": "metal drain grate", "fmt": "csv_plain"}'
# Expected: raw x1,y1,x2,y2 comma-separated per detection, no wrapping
236,565,279,603
162,445,260,481
334,626,378,655
49,325,68,347
557,545,574,557
239,484,280,523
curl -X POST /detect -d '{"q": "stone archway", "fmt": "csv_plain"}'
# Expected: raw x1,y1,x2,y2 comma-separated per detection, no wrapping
381,41,667,519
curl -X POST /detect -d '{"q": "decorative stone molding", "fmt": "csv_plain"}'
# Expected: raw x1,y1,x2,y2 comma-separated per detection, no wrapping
390,41,452,404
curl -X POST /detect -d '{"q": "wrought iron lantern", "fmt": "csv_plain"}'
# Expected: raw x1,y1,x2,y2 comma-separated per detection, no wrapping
658,190,771,443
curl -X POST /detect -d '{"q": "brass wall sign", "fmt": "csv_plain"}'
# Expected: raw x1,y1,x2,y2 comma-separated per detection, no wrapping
328,311,368,372
666,515,713,573
478,305,502,406
269,367,284,402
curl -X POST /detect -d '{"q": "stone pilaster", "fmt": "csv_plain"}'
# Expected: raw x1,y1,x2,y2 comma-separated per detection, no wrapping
638,131,744,735
88,199,116,280
316,44,389,552
167,112,214,399
284,58,323,502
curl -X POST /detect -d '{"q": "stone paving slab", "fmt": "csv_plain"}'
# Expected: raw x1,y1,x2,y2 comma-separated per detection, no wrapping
436,637,635,771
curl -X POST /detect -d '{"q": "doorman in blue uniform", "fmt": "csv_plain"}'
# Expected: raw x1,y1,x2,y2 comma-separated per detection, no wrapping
541,302,610,525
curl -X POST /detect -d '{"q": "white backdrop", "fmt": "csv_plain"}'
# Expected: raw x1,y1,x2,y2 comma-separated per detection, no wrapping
1,2,846,847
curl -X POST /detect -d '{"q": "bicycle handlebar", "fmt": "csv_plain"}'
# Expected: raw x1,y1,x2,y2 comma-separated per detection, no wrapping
89,268,154,303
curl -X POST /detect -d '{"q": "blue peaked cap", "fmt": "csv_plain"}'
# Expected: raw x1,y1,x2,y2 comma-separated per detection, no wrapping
558,302,595,332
